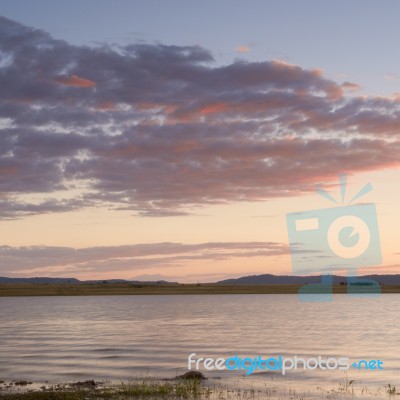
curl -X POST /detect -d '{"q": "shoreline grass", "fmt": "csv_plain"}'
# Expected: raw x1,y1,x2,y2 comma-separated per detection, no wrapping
0,379,203,399
1,377,398,400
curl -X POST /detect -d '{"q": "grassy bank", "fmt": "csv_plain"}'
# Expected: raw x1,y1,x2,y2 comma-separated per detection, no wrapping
0,379,204,399
1,282,399,296
1,378,398,400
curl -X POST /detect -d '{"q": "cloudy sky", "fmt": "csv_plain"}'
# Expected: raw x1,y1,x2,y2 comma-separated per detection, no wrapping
0,1,400,281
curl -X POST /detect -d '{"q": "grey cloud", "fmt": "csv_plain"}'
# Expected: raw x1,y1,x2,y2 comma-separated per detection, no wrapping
1,16,400,218
0,241,289,275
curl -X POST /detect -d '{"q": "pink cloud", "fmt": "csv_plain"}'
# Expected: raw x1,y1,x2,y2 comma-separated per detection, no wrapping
341,81,361,91
234,45,250,53
0,242,289,276
55,74,96,88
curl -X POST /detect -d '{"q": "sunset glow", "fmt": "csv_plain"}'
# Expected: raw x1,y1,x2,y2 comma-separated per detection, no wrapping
1,2,400,282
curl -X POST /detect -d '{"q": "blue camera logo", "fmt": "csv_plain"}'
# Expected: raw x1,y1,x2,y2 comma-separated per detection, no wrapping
286,175,382,301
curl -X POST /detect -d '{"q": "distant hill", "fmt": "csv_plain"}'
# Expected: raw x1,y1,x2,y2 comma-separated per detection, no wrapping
0,277,81,284
0,277,177,285
217,274,400,285
2,274,400,285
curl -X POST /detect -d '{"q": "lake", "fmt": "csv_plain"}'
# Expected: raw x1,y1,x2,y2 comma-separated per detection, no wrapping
0,294,398,391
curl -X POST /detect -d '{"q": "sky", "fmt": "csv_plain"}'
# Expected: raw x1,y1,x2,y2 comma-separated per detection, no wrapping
0,1,400,282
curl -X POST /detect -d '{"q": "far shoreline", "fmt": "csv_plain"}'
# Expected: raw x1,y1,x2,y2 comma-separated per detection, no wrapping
1,282,400,296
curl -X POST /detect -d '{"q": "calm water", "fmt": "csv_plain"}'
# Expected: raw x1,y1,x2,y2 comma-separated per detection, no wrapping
0,294,399,387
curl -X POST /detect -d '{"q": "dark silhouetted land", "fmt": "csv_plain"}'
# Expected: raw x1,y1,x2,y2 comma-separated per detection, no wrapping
1,282,400,296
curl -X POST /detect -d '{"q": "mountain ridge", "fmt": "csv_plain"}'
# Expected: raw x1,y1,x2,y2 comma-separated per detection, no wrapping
217,274,400,285
1,274,400,285
0,277,176,284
